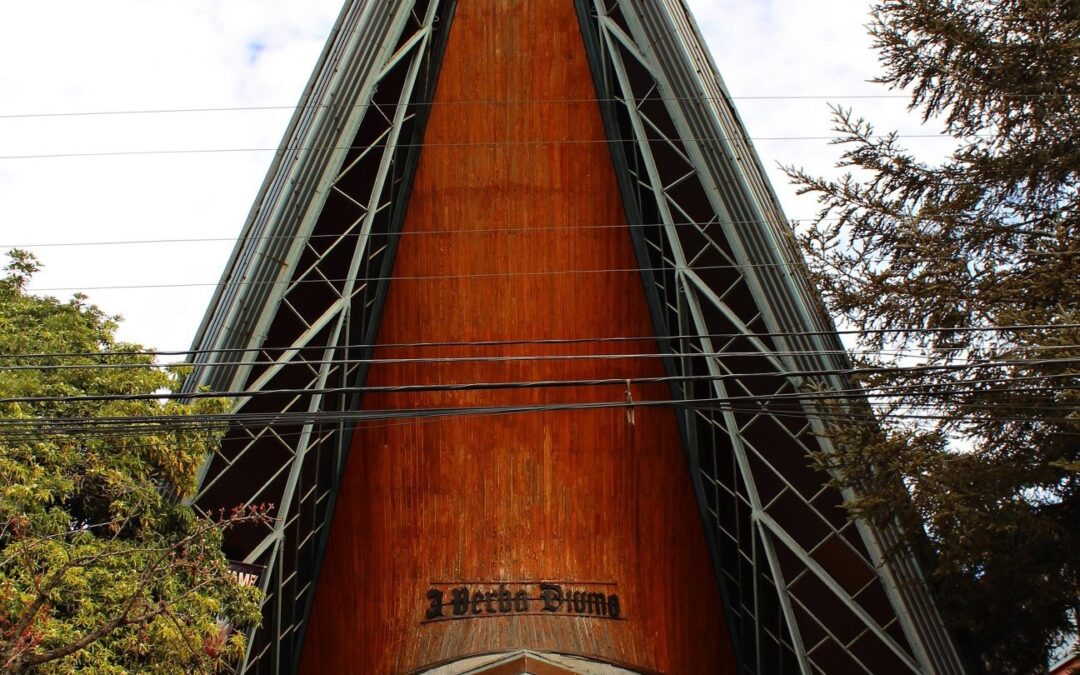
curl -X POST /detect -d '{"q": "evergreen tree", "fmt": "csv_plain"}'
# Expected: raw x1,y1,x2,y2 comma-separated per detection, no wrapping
787,1,1080,672
0,251,265,673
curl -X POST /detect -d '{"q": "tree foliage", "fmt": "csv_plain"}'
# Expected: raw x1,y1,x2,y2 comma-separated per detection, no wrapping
787,1,1080,672
0,251,264,673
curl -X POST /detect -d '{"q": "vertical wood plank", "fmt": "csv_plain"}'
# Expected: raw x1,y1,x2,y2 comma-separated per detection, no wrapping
300,1,734,672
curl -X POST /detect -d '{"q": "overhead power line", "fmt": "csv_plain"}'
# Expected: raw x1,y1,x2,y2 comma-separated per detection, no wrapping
0,130,973,162
3,342,1078,373
26,249,1080,293
1,324,1077,361
0,95,924,121
1,90,1073,120
4,220,1076,251
1,393,1077,444
2,357,1076,406
23,250,1079,292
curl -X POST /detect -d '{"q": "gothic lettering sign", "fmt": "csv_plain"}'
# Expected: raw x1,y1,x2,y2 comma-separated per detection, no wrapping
422,581,623,623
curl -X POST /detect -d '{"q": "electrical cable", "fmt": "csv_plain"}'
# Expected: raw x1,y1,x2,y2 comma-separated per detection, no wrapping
3,343,1078,372
1,366,1075,419
1,394,1077,444
1,324,1076,361
1,90,1074,120
2,239,1075,256
20,253,1080,291
13,261,869,292
4,221,1075,250
0,130,978,162
4,396,1075,444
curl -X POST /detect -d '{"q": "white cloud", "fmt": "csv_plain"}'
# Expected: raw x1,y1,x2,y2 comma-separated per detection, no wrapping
685,0,948,217
0,1,341,350
0,0,939,353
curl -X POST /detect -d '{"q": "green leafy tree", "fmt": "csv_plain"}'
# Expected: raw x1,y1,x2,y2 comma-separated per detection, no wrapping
787,1,1079,672
0,250,265,673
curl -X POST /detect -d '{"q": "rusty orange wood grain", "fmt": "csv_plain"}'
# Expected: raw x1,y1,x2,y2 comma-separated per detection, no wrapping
299,1,734,672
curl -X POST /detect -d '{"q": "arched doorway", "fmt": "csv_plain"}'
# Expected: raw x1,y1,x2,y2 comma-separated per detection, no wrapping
418,651,642,675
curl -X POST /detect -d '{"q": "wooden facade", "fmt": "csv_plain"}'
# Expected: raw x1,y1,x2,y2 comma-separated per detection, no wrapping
299,0,734,672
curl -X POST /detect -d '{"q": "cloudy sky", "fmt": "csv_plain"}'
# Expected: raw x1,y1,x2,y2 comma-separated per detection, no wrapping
0,0,943,354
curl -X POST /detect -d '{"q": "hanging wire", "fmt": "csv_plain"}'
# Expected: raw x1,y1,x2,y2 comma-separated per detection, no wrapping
2,324,1076,362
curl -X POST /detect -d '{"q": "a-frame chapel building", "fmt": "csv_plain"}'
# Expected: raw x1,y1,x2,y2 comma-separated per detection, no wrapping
184,1,967,673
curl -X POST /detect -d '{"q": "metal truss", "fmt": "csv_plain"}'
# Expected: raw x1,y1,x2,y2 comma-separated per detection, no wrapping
183,0,455,671
575,0,965,673
182,0,966,672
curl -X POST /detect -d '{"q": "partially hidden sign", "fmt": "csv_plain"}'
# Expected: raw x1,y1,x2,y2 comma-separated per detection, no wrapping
423,581,622,622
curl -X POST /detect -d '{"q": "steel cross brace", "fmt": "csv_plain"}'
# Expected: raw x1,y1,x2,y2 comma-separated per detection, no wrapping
580,0,959,672
616,4,963,672
184,0,451,671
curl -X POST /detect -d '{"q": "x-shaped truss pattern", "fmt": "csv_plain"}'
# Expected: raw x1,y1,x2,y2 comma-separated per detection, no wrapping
185,0,964,672
576,0,964,673
185,0,455,671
